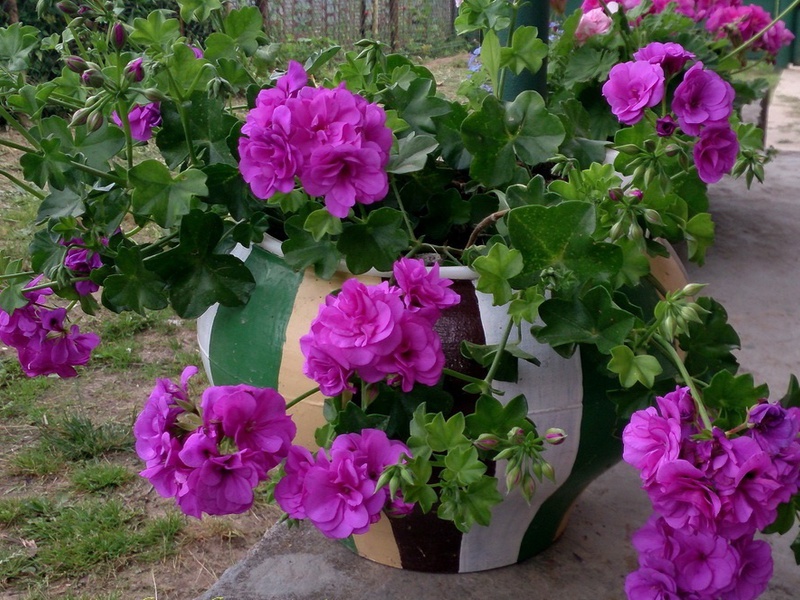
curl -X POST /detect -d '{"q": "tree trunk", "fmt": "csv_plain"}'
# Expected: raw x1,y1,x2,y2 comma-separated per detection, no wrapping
257,0,269,25
3,0,19,24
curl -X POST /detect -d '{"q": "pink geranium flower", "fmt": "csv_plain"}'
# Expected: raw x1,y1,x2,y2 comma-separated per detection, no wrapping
602,61,665,125
111,102,162,142
693,124,739,184
672,63,734,136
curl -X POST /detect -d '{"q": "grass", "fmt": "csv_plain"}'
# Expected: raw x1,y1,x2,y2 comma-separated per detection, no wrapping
70,462,135,493
0,496,184,583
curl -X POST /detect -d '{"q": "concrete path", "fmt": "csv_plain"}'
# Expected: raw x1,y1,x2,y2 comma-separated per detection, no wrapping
197,68,800,600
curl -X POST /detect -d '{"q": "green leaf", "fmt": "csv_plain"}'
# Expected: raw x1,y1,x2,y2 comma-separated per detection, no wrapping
460,340,539,383
101,246,169,314
0,23,39,72
703,371,769,420
176,0,222,22
607,345,663,388
36,187,86,222
472,243,523,305
222,6,266,56
203,33,237,62
337,208,409,273
534,286,635,354
281,215,340,279
507,202,622,284
129,160,208,228
685,213,714,266
500,26,547,76
130,10,181,51
156,93,239,169
480,29,502,93
462,91,564,188
679,297,740,381
146,210,255,318
303,46,342,76
386,133,438,174
424,413,470,453
392,77,451,135
443,446,486,486
438,476,503,532
304,209,343,241
20,138,77,191
508,287,545,324
779,375,800,409
465,394,531,439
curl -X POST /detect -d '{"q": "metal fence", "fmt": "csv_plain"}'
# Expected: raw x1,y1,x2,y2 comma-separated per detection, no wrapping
260,0,457,51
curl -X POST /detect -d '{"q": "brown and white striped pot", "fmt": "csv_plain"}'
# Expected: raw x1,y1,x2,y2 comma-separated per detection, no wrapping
197,236,688,573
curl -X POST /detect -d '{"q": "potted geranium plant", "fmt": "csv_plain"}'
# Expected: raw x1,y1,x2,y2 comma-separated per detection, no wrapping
0,0,797,591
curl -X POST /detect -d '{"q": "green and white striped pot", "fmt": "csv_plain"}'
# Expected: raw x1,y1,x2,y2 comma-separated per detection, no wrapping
196,237,687,573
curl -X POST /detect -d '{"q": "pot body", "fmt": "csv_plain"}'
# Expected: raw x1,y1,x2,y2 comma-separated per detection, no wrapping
197,238,688,572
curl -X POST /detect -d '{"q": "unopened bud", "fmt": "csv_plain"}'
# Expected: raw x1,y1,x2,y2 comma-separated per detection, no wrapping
608,188,623,203
681,283,706,297
86,111,104,132
81,69,105,88
664,144,680,157
474,433,501,451
520,473,536,502
123,57,144,83
507,427,525,444
505,464,522,491
643,209,663,225
540,461,556,482
628,221,643,241
616,144,641,155
111,23,127,51
142,87,168,102
610,220,625,241
544,428,567,445
56,0,79,15
65,55,88,74
629,189,643,201
70,107,91,127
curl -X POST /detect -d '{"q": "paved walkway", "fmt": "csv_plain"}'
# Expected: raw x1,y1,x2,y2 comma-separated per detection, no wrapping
198,67,800,600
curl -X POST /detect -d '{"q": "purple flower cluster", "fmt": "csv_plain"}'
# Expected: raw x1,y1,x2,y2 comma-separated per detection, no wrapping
274,428,414,538
134,366,297,518
603,42,740,184
301,258,459,397
62,237,104,296
581,0,794,56
0,277,100,377
623,387,800,599
238,61,393,218
110,102,162,142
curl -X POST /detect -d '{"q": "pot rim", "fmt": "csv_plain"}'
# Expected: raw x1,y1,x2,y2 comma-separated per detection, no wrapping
257,234,479,281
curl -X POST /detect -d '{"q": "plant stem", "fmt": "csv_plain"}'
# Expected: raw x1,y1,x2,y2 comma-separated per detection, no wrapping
0,137,36,154
286,386,321,410
391,177,417,242
115,98,135,171
0,170,45,199
721,0,800,63
69,161,127,186
653,334,713,430
442,368,491,388
0,271,35,280
0,104,40,150
484,317,515,385
466,209,509,248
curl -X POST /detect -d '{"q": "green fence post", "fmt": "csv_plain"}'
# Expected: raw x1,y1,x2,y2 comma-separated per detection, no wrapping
500,0,551,100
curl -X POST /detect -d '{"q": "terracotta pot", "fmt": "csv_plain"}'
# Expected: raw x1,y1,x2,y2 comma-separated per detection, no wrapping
197,236,688,572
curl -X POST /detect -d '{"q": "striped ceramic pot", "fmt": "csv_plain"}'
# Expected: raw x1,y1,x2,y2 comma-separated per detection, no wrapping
196,237,688,572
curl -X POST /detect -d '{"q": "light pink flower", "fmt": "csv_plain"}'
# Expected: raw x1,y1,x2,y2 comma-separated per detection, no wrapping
575,8,613,44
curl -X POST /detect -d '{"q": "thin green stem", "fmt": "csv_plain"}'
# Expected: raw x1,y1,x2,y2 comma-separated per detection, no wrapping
653,334,713,430
484,317,516,385
391,177,417,242
0,170,45,199
0,105,40,150
0,271,35,280
286,386,320,409
496,1,519,100
0,137,36,154
721,0,800,63
69,161,127,186
442,367,497,390
115,98,135,170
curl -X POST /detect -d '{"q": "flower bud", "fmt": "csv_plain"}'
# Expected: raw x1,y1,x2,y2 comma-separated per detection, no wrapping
474,433,501,451
609,220,625,241
507,427,525,444
505,464,522,491
81,69,105,88
111,23,127,51
65,55,88,74
607,188,623,202
656,115,678,138
86,111,104,132
540,461,556,482
616,144,641,155
681,283,706,297
69,107,91,127
629,188,643,201
643,209,663,225
56,0,79,15
544,428,567,445
123,58,144,83
142,87,168,102
520,473,536,502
